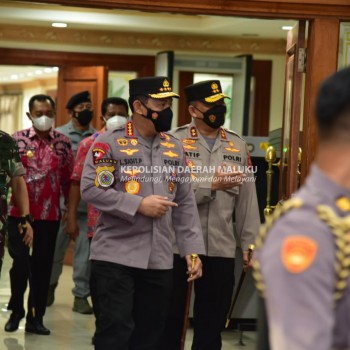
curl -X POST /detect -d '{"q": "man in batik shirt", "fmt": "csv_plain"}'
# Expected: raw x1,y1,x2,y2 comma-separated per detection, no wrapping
4,95,74,336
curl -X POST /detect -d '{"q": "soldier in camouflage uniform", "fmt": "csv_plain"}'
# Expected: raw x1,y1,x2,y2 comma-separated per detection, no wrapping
255,66,350,350
0,130,32,275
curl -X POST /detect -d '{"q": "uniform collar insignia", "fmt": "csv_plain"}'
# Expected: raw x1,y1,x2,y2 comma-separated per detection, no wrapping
160,132,170,140
189,126,199,139
125,121,135,137
220,128,227,140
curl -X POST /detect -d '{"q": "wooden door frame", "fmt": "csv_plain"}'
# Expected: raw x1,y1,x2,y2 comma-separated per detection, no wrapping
178,71,194,127
56,66,108,128
251,60,272,137
279,21,305,199
301,18,340,183
0,48,155,76
21,0,350,19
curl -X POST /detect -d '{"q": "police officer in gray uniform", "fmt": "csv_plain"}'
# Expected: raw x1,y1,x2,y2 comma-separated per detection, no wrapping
158,80,260,350
255,66,350,350
81,76,205,350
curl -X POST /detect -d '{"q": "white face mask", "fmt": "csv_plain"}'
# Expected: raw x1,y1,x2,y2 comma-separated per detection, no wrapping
105,115,127,130
31,115,54,131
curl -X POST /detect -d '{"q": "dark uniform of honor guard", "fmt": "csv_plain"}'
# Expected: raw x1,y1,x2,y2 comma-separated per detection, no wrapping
158,80,260,350
81,76,205,350
255,66,350,350
49,90,95,314
0,131,33,276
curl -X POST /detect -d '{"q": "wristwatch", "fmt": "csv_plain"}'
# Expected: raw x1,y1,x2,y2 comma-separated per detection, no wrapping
20,214,34,225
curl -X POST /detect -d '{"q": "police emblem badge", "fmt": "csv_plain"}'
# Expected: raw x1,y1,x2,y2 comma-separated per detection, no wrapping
95,165,115,188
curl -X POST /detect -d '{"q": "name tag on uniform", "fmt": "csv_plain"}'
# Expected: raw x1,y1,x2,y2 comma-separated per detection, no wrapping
222,153,242,163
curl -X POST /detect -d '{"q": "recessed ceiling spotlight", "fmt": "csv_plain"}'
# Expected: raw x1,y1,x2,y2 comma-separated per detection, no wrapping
52,22,68,28
282,26,293,31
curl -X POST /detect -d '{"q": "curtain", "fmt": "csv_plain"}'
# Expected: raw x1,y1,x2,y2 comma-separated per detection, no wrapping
0,94,22,134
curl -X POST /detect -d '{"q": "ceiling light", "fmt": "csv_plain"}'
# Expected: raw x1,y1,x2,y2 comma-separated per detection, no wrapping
281,26,293,31
52,22,68,28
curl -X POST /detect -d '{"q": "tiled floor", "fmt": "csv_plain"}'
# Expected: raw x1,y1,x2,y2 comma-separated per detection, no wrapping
0,253,256,349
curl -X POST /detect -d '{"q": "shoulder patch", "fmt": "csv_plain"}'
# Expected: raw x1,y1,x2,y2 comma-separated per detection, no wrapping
281,235,318,274
92,142,110,162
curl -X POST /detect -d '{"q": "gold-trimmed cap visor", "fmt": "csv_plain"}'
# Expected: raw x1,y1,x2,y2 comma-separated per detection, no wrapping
129,76,179,98
185,79,230,103
149,91,180,99
204,92,230,103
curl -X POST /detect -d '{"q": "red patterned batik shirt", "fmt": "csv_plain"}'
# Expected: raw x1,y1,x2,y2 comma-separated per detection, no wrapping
9,127,74,221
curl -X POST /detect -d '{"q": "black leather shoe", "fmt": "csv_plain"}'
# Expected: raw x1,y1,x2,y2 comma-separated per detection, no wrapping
25,320,51,335
4,312,23,332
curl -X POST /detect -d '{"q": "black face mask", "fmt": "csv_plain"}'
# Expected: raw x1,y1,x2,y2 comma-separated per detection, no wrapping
197,104,227,129
141,104,173,132
74,109,93,126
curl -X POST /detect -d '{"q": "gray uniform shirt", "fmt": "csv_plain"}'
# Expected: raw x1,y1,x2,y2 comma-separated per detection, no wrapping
56,120,95,213
258,164,350,350
171,122,260,256
81,120,205,270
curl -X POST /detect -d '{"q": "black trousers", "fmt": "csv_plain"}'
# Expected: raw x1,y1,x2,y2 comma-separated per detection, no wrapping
91,260,173,350
7,217,59,320
157,254,235,350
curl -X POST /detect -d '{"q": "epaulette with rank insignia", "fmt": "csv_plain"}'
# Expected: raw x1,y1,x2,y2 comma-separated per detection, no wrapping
316,205,350,304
